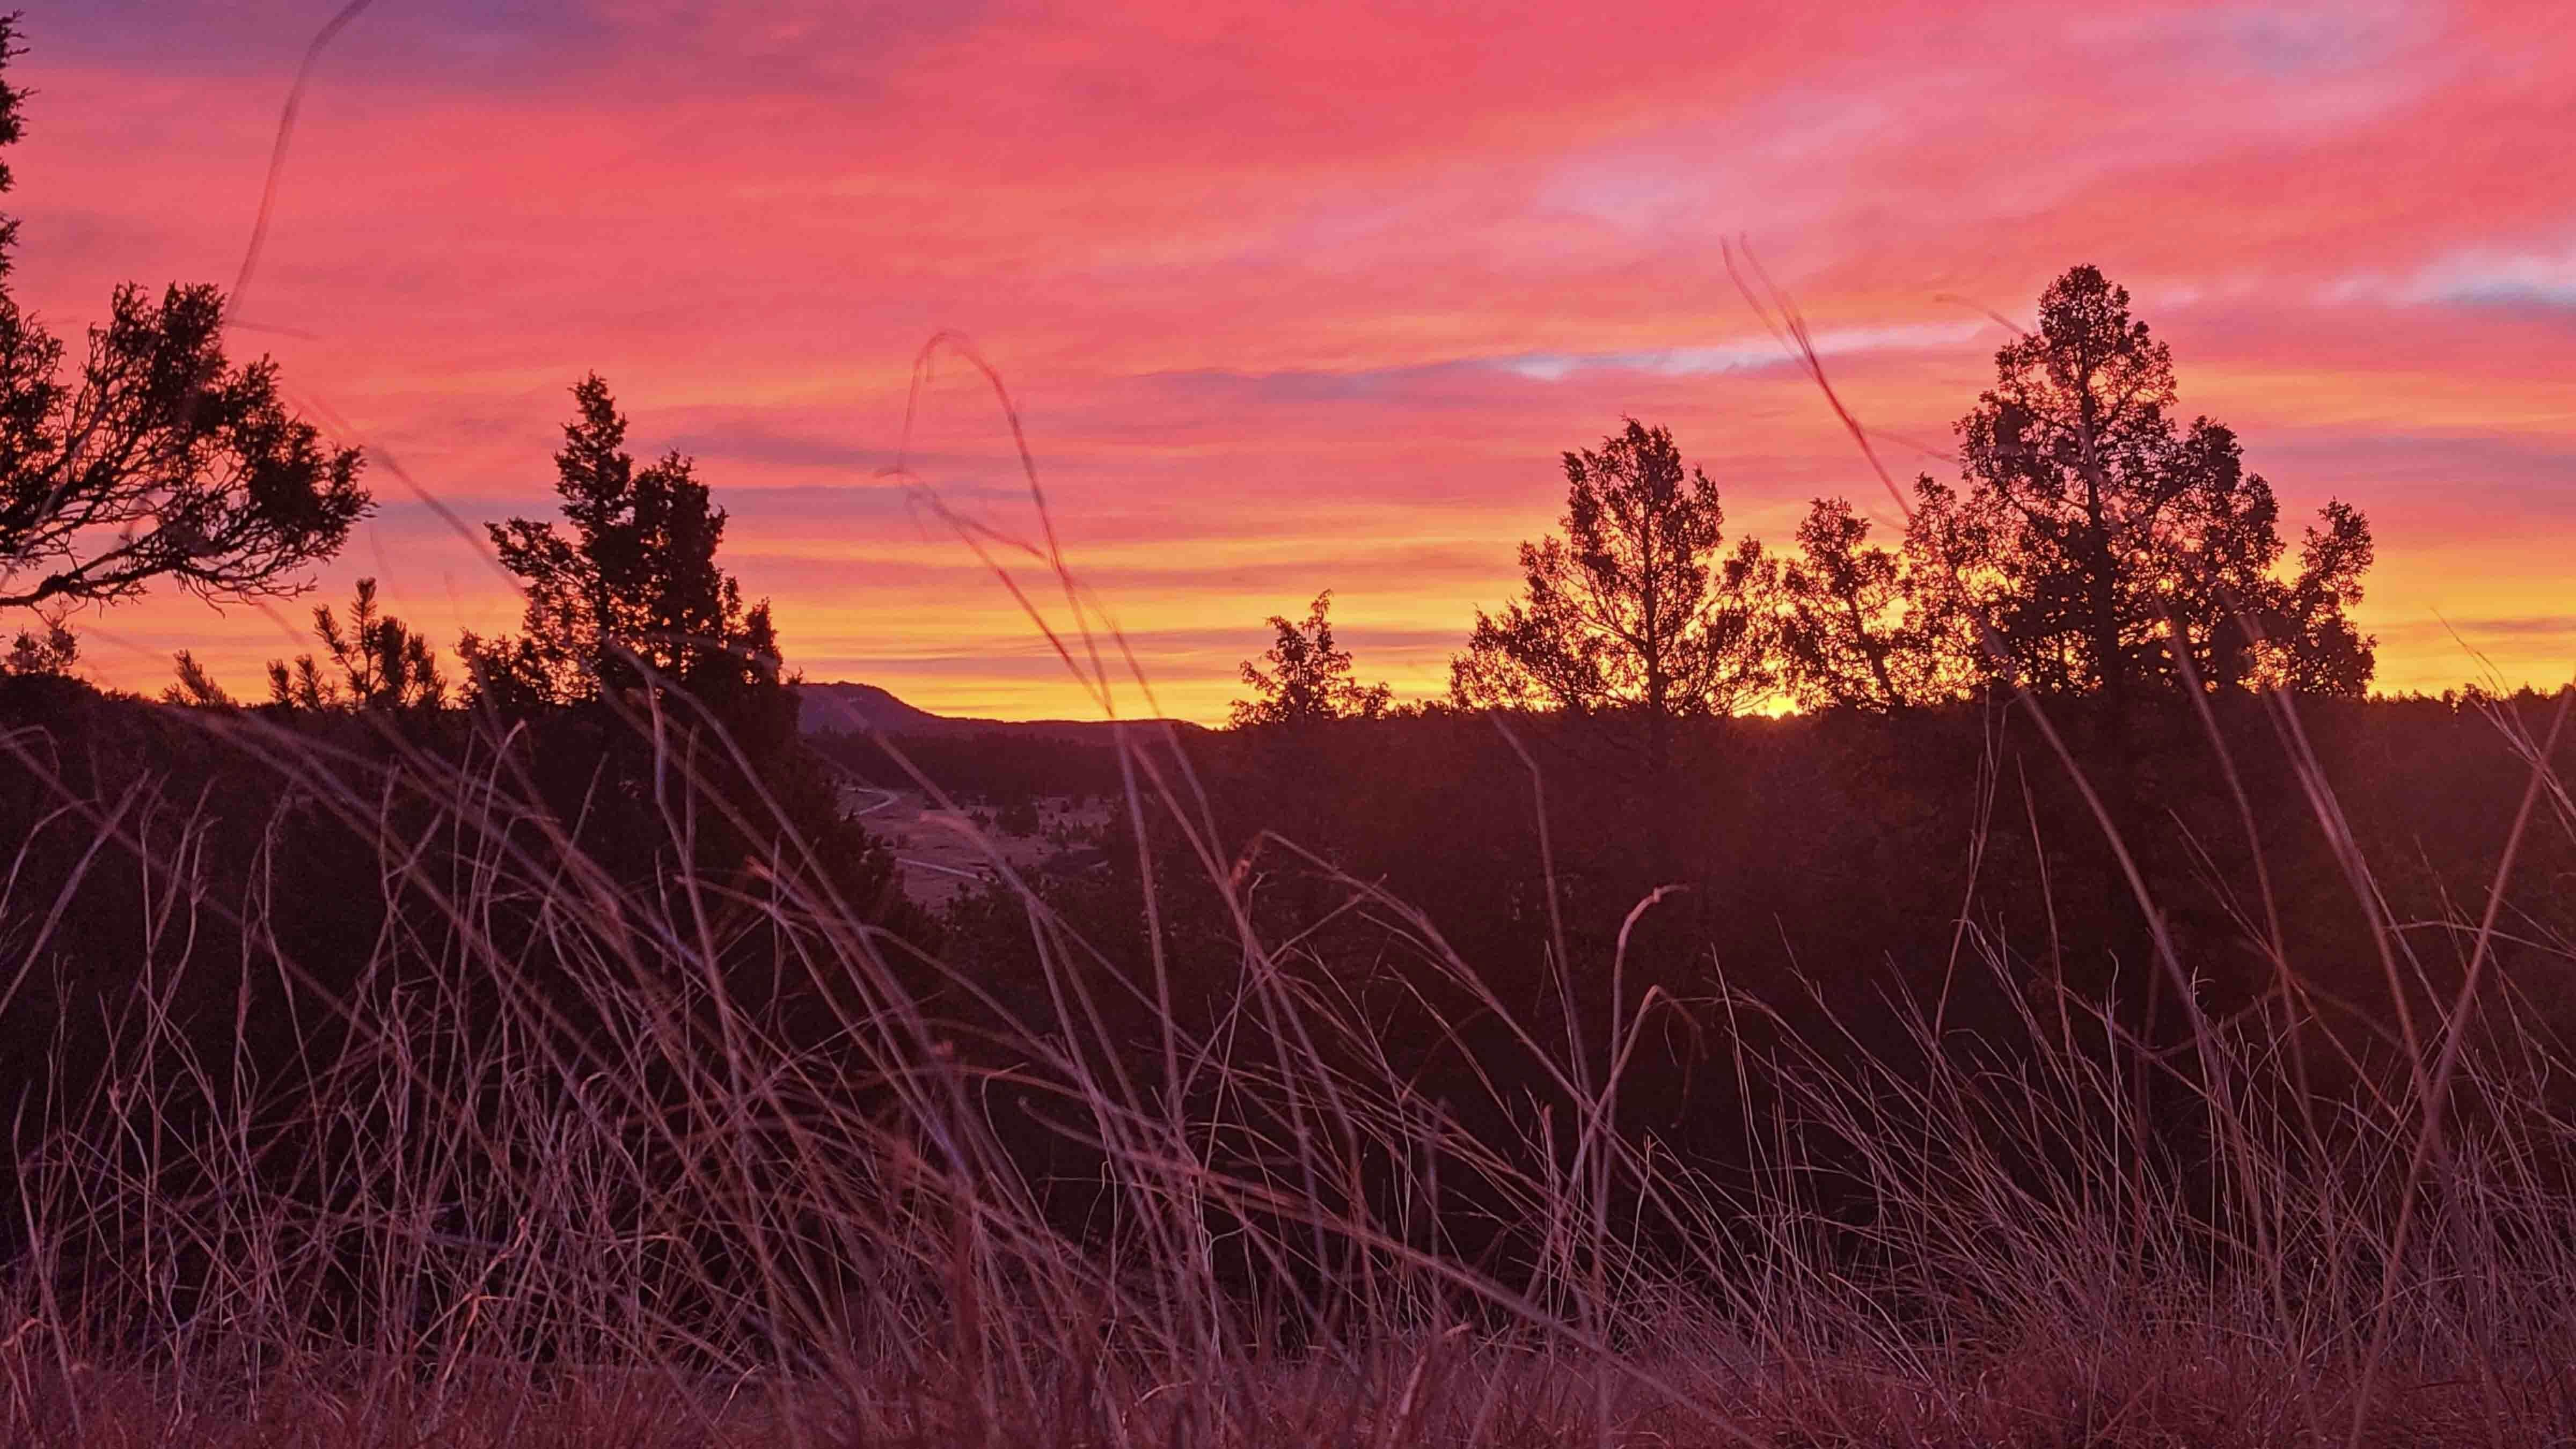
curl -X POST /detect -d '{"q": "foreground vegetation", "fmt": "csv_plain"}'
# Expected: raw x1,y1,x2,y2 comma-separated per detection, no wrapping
5,670,2575,1447
3,11,2573,1441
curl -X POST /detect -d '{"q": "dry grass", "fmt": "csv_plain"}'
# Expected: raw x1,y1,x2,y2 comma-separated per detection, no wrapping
0,670,2571,1449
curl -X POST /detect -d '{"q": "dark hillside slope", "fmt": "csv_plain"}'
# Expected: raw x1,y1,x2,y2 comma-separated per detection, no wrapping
796,680,1200,742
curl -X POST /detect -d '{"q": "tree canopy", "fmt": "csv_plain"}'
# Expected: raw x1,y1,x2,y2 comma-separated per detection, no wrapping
459,375,780,720
1231,590,1391,730
0,18,367,636
1775,497,1967,712
1451,419,1771,767
1907,264,2374,700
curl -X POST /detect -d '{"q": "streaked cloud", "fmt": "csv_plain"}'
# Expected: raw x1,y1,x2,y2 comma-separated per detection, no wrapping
11,0,2572,719
1492,324,1989,383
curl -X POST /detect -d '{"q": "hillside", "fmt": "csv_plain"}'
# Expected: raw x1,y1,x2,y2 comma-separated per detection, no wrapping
795,680,1202,741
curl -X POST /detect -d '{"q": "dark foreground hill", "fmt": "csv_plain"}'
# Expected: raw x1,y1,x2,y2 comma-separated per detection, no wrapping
10,674,2576,1445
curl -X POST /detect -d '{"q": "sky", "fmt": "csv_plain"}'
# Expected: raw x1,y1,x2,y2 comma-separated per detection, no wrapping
9,0,2572,722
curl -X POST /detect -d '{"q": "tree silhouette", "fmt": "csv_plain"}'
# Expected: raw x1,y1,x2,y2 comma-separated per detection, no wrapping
160,580,445,711
1909,265,2373,699
2277,499,2375,694
1451,419,1771,770
451,374,852,891
163,648,235,708
444,375,932,945
1775,497,1965,711
0,19,367,630
459,375,779,718
260,577,446,711
3,610,72,677
1231,590,1391,729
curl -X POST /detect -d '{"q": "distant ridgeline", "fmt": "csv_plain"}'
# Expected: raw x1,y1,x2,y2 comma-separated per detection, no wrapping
794,680,1198,742
797,681,1200,801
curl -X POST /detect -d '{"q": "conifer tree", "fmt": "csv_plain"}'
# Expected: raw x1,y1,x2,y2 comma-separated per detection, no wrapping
1232,591,1391,729
460,374,781,730
1452,419,1772,769
1775,497,1965,711
0,18,367,635
1908,265,2374,698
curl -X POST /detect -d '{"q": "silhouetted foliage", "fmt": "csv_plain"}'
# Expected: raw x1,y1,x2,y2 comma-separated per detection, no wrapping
459,374,780,723
1452,419,1772,770
1231,590,1390,729
2,608,71,676
1908,265,2374,700
0,236,2518,1372
445,375,930,948
161,647,233,707
2279,497,2376,694
1776,497,1966,711
253,577,447,711
0,19,367,631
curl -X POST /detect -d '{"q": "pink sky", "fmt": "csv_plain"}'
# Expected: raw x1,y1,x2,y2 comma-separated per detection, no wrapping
12,0,2572,720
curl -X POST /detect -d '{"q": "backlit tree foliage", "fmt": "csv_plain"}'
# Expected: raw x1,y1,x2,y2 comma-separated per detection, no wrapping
1451,419,1773,769
0,19,365,633
1775,497,1967,711
459,375,780,720
1232,590,1391,729
1906,265,2374,700
262,577,447,711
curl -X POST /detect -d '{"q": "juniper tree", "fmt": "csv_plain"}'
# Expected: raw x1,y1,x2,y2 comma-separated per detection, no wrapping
1908,265,2373,700
0,18,366,636
459,374,780,725
1775,497,1967,711
1231,590,1391,730
1451,419,1771,770
451,376,931,943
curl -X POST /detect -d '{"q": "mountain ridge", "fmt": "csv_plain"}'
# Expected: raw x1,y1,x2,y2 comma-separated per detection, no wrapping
795,680,1202,740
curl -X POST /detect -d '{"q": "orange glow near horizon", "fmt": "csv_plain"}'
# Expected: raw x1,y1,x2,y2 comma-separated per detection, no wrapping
12,1,2573,723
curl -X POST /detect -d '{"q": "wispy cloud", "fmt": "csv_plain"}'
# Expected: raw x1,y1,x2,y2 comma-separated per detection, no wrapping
1492,323,1988,382
16,0,2574,715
